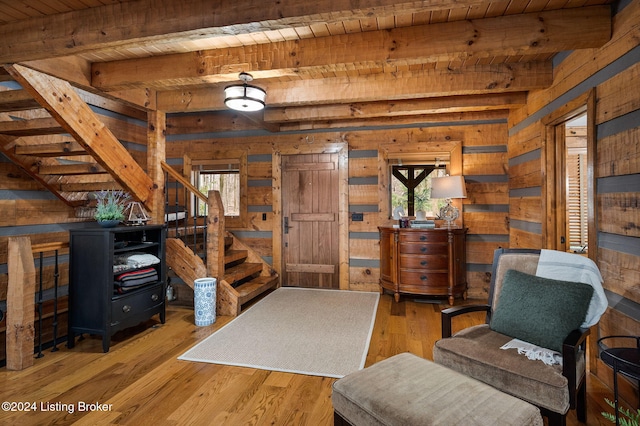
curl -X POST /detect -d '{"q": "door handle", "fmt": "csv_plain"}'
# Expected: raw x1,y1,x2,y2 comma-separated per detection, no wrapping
284,217,290,234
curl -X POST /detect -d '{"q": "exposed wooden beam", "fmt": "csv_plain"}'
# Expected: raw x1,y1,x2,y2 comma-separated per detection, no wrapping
92,6,610,92
264,93,527,123
0,0,486,63
158,62,552,112
7,64,155,207
277,109,510,132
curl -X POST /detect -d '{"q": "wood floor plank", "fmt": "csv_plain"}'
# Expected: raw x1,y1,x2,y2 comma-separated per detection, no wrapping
0,293,627,425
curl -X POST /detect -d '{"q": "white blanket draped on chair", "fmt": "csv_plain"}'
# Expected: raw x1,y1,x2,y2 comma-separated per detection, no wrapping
500,249,607,365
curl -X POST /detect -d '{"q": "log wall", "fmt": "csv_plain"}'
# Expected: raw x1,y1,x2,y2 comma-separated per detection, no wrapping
165,118,510,300
507,0,640,400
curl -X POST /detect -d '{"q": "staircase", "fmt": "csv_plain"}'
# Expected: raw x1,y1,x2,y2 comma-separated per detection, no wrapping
162,171,279,317
1,64,278,318
0,64,154,212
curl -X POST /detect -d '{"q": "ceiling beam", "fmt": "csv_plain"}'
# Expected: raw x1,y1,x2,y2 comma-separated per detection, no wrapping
91,6,610,91
158,61,551,112
0,0,486,63
264,93,527,123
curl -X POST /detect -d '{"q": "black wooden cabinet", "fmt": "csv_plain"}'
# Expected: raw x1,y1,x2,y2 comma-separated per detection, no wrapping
67,224,166,352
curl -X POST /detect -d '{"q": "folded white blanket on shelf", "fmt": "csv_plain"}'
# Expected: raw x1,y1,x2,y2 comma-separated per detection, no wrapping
500,339,563,366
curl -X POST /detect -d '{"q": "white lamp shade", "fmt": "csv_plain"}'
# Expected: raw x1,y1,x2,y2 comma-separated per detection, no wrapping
224,84,266,112
431,175,467,199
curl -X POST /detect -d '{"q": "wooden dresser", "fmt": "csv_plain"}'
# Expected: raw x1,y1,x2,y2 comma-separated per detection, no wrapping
379,227,467,304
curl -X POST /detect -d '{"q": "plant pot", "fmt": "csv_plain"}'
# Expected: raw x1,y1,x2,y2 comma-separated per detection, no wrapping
98,219,120,228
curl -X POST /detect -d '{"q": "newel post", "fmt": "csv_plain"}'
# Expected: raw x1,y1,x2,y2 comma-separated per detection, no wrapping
6,236,36,370
206,190,226,283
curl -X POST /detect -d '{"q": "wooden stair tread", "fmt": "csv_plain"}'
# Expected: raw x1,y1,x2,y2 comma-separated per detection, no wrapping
236,276,279,305
223,262,263,284
225,249,248,264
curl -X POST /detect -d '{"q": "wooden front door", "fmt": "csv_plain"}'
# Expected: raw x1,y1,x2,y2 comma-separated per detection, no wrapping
281,153,340,288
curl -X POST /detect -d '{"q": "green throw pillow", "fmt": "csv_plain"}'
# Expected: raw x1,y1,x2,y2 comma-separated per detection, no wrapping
490,269,594,352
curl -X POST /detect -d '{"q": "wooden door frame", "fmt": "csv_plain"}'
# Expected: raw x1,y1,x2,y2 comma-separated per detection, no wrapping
541,88,596,257
272,141,349,289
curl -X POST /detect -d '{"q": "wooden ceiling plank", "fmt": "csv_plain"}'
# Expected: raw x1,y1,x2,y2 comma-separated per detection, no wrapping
158,61,551,112
0,0,490,63
91,6,610,92
7,64,155,206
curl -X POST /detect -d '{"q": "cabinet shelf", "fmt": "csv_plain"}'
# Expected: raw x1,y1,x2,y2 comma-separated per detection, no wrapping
68,224,167,352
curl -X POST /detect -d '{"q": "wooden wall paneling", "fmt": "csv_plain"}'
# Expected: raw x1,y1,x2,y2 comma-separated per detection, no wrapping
462,152,507,175
348,268,380,292
509,227,543,249
247,161,273,179
598,192,640,237
467,270,493,300
349,238,379,260
507,122,543,157
599,247,640,305
463,211,509,235
597,127,640,177
349,157,378,178
509,196,543,223
247,186,272,208
0,162,43,190
0,200,17,226
465,182,509,204
596,62,640,124
348,212,379,233
508,158,543,189
348,184,378,205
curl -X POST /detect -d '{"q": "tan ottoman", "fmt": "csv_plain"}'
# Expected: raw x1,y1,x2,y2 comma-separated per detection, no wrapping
332,352,543,426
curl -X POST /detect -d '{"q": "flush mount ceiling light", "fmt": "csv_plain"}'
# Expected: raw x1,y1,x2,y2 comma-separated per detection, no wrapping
224,72,266,112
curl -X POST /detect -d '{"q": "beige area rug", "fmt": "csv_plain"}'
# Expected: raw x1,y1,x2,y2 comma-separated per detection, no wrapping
178,287,380,378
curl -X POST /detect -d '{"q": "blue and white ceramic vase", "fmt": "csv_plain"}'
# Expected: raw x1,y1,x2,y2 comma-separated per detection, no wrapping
193,277,217,326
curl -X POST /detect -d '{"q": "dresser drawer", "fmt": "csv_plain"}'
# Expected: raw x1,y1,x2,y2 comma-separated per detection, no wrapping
111,284,163,325
399,254,448,270
399,231,448,243
399,270,449,287
399,242,447,255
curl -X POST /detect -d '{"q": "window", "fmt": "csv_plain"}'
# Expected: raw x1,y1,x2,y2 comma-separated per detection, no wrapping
193,160,240,217
390,164,447,217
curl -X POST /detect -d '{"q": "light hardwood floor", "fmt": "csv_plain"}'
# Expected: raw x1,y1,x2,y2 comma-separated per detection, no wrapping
0,292,625,425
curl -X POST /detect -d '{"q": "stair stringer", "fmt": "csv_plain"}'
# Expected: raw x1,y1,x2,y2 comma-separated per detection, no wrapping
165,237,207,289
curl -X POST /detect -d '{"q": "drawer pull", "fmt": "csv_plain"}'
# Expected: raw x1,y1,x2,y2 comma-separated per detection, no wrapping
420,246,427,253
122,305,131,313
420,235,427,241
151,294,159,302
420,275,427,281
420,260,428,266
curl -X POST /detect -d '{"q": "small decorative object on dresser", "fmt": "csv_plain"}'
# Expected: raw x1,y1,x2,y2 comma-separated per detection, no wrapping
378,226,467,304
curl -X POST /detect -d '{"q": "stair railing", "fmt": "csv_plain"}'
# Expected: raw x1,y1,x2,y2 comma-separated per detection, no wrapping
161,161,210,263
6,237,68,370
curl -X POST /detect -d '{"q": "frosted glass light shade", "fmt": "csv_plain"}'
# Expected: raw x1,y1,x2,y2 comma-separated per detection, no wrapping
224,83,266,112
431,175,467,199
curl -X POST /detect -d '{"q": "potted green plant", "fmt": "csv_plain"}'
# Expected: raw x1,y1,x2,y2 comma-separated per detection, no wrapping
602,397,640,425
94,190,129,227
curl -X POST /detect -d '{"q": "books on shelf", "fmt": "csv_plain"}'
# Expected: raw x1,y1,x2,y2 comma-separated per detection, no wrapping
410,220,436,229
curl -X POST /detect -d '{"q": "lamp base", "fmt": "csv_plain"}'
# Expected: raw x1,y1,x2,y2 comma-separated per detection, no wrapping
438,200,459,229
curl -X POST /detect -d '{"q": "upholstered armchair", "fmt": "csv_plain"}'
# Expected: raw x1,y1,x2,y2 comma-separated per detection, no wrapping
433,248,607,426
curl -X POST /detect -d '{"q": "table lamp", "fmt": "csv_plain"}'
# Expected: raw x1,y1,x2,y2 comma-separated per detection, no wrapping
431,175,467,229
